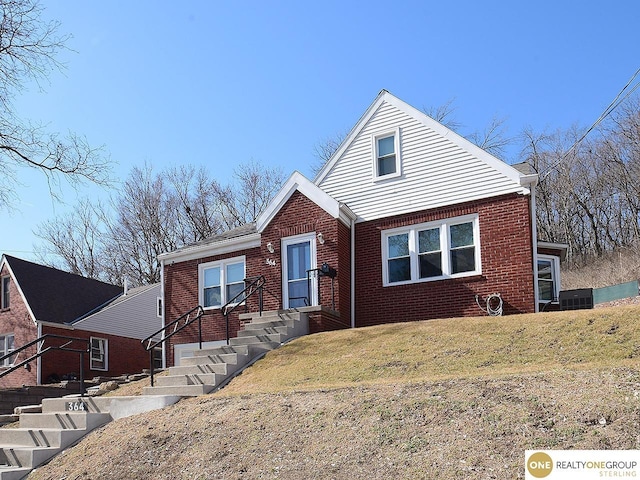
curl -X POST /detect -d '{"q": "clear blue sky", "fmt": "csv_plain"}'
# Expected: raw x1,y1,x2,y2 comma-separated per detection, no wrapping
1,0,638,261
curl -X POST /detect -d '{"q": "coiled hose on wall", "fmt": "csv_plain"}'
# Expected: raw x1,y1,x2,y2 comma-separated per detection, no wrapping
475,293,503,316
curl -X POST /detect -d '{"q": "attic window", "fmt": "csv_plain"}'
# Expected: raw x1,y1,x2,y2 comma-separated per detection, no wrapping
1,276,8,309
373,128,401,180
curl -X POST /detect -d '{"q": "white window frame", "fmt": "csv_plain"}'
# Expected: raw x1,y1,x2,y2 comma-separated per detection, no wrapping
537,255,560,304
198,256,246,310
0,333,15,367
281,233,318,308
90,337,108,371
372,127,402,181
381,214,481,287
157,296,163,318
1,276,9,310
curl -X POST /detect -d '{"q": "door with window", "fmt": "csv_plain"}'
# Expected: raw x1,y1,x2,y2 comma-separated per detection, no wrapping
282,234,317,308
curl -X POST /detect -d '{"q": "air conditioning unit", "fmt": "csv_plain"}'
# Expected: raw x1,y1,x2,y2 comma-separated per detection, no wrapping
559,288,594,310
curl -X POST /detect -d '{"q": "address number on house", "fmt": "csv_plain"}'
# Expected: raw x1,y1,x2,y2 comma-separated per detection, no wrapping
65,401,87,411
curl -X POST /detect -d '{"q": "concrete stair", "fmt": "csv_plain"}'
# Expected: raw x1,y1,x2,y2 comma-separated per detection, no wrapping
0,395,181,480
142,310,309,397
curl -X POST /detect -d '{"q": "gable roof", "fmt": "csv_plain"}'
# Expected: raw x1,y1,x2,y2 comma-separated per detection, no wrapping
315,90,531,187
1,255,123,325
314,90,536,222
255,171,357,232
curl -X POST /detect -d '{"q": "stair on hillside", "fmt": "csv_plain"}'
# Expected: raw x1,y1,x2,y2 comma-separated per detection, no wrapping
0,394,181,480
142,310,309,397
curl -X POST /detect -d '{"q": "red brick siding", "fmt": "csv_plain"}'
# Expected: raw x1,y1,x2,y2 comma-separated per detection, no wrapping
163,246,264,366
40,325,150,383
261,191,350,324
163,191,354,361
354,194,535,327
0,264,38,387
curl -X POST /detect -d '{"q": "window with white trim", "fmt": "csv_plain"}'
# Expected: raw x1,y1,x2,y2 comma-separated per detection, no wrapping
373,128,401,180
199,256,246,309
1,276,9,309
157,296,163,318
90,337,108,371
382,215,481,286
0,334,15,367
537,255,560,303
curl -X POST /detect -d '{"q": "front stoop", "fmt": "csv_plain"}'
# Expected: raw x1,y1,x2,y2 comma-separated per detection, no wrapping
0,395,181,480
142,310,309,397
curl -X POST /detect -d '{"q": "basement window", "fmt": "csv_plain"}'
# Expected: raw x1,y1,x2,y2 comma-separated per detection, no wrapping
90,337,108,371
0,333,15,367
382,214,481,286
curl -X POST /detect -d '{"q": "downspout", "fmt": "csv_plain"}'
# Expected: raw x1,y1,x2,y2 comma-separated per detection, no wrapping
160,258,166,369
350,217,356,328
530,184,540,313
36,322,42,385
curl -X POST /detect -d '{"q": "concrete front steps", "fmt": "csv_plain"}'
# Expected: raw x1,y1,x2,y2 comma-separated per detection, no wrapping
0,395,181,480
142,310,309,397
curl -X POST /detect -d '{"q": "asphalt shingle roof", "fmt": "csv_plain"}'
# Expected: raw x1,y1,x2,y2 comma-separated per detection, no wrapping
5,255,123,324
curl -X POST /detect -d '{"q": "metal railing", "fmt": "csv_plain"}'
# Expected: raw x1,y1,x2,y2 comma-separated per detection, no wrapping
222,275,269,345
0,334,90,395
141,275,277,387
142,305,205,387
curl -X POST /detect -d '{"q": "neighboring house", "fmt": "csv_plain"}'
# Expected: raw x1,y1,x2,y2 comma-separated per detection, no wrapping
0,255,162,388
159,90,565,366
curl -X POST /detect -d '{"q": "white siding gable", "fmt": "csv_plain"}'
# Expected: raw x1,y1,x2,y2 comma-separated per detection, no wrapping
316,91,531,222
71,283,162,340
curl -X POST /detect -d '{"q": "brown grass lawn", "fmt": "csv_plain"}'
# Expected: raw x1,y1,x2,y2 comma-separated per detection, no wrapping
28,306,640,480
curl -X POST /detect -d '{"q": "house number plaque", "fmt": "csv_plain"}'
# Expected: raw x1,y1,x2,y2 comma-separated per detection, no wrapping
65,401,87,411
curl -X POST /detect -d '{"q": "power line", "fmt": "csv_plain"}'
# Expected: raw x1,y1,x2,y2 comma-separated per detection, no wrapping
541,67,640,181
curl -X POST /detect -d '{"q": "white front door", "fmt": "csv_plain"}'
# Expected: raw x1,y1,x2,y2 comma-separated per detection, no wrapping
282,233,317,308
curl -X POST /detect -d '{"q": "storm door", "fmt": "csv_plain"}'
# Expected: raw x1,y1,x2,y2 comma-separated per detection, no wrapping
282,233,317,308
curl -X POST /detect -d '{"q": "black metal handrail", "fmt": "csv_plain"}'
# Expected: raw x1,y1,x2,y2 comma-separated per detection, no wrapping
0,334,90,395
142,305,205,387
222,275,268,344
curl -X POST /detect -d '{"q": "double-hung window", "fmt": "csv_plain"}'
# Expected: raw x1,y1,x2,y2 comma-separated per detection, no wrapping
0,334,15,367
382,215,480,286
1,276,9,309
373,128,401,180
90,337,108,371
199,256,246,309
537,256,560,303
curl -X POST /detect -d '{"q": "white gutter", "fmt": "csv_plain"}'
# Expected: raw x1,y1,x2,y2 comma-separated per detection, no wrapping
350,217,356,328
160,258,166,369
530,184,540,313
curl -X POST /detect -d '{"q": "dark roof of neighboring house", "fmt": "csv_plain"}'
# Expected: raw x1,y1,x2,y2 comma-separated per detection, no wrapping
3,255,123,325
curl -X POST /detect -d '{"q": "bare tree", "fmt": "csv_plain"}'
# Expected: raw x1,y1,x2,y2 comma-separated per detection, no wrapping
0,0,112,210
36,161,285,286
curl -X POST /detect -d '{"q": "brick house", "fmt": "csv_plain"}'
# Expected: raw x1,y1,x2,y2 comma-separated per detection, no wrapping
159,90,565,366
0,255,162,387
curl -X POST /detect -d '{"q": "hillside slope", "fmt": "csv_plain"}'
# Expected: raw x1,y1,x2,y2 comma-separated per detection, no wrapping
28,307,640,479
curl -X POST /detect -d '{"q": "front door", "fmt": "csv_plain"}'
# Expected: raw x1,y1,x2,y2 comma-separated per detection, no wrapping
282,233,317,308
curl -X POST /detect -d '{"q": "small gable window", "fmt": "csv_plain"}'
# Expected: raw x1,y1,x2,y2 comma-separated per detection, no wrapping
1,276,9,309
373,128,401,180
